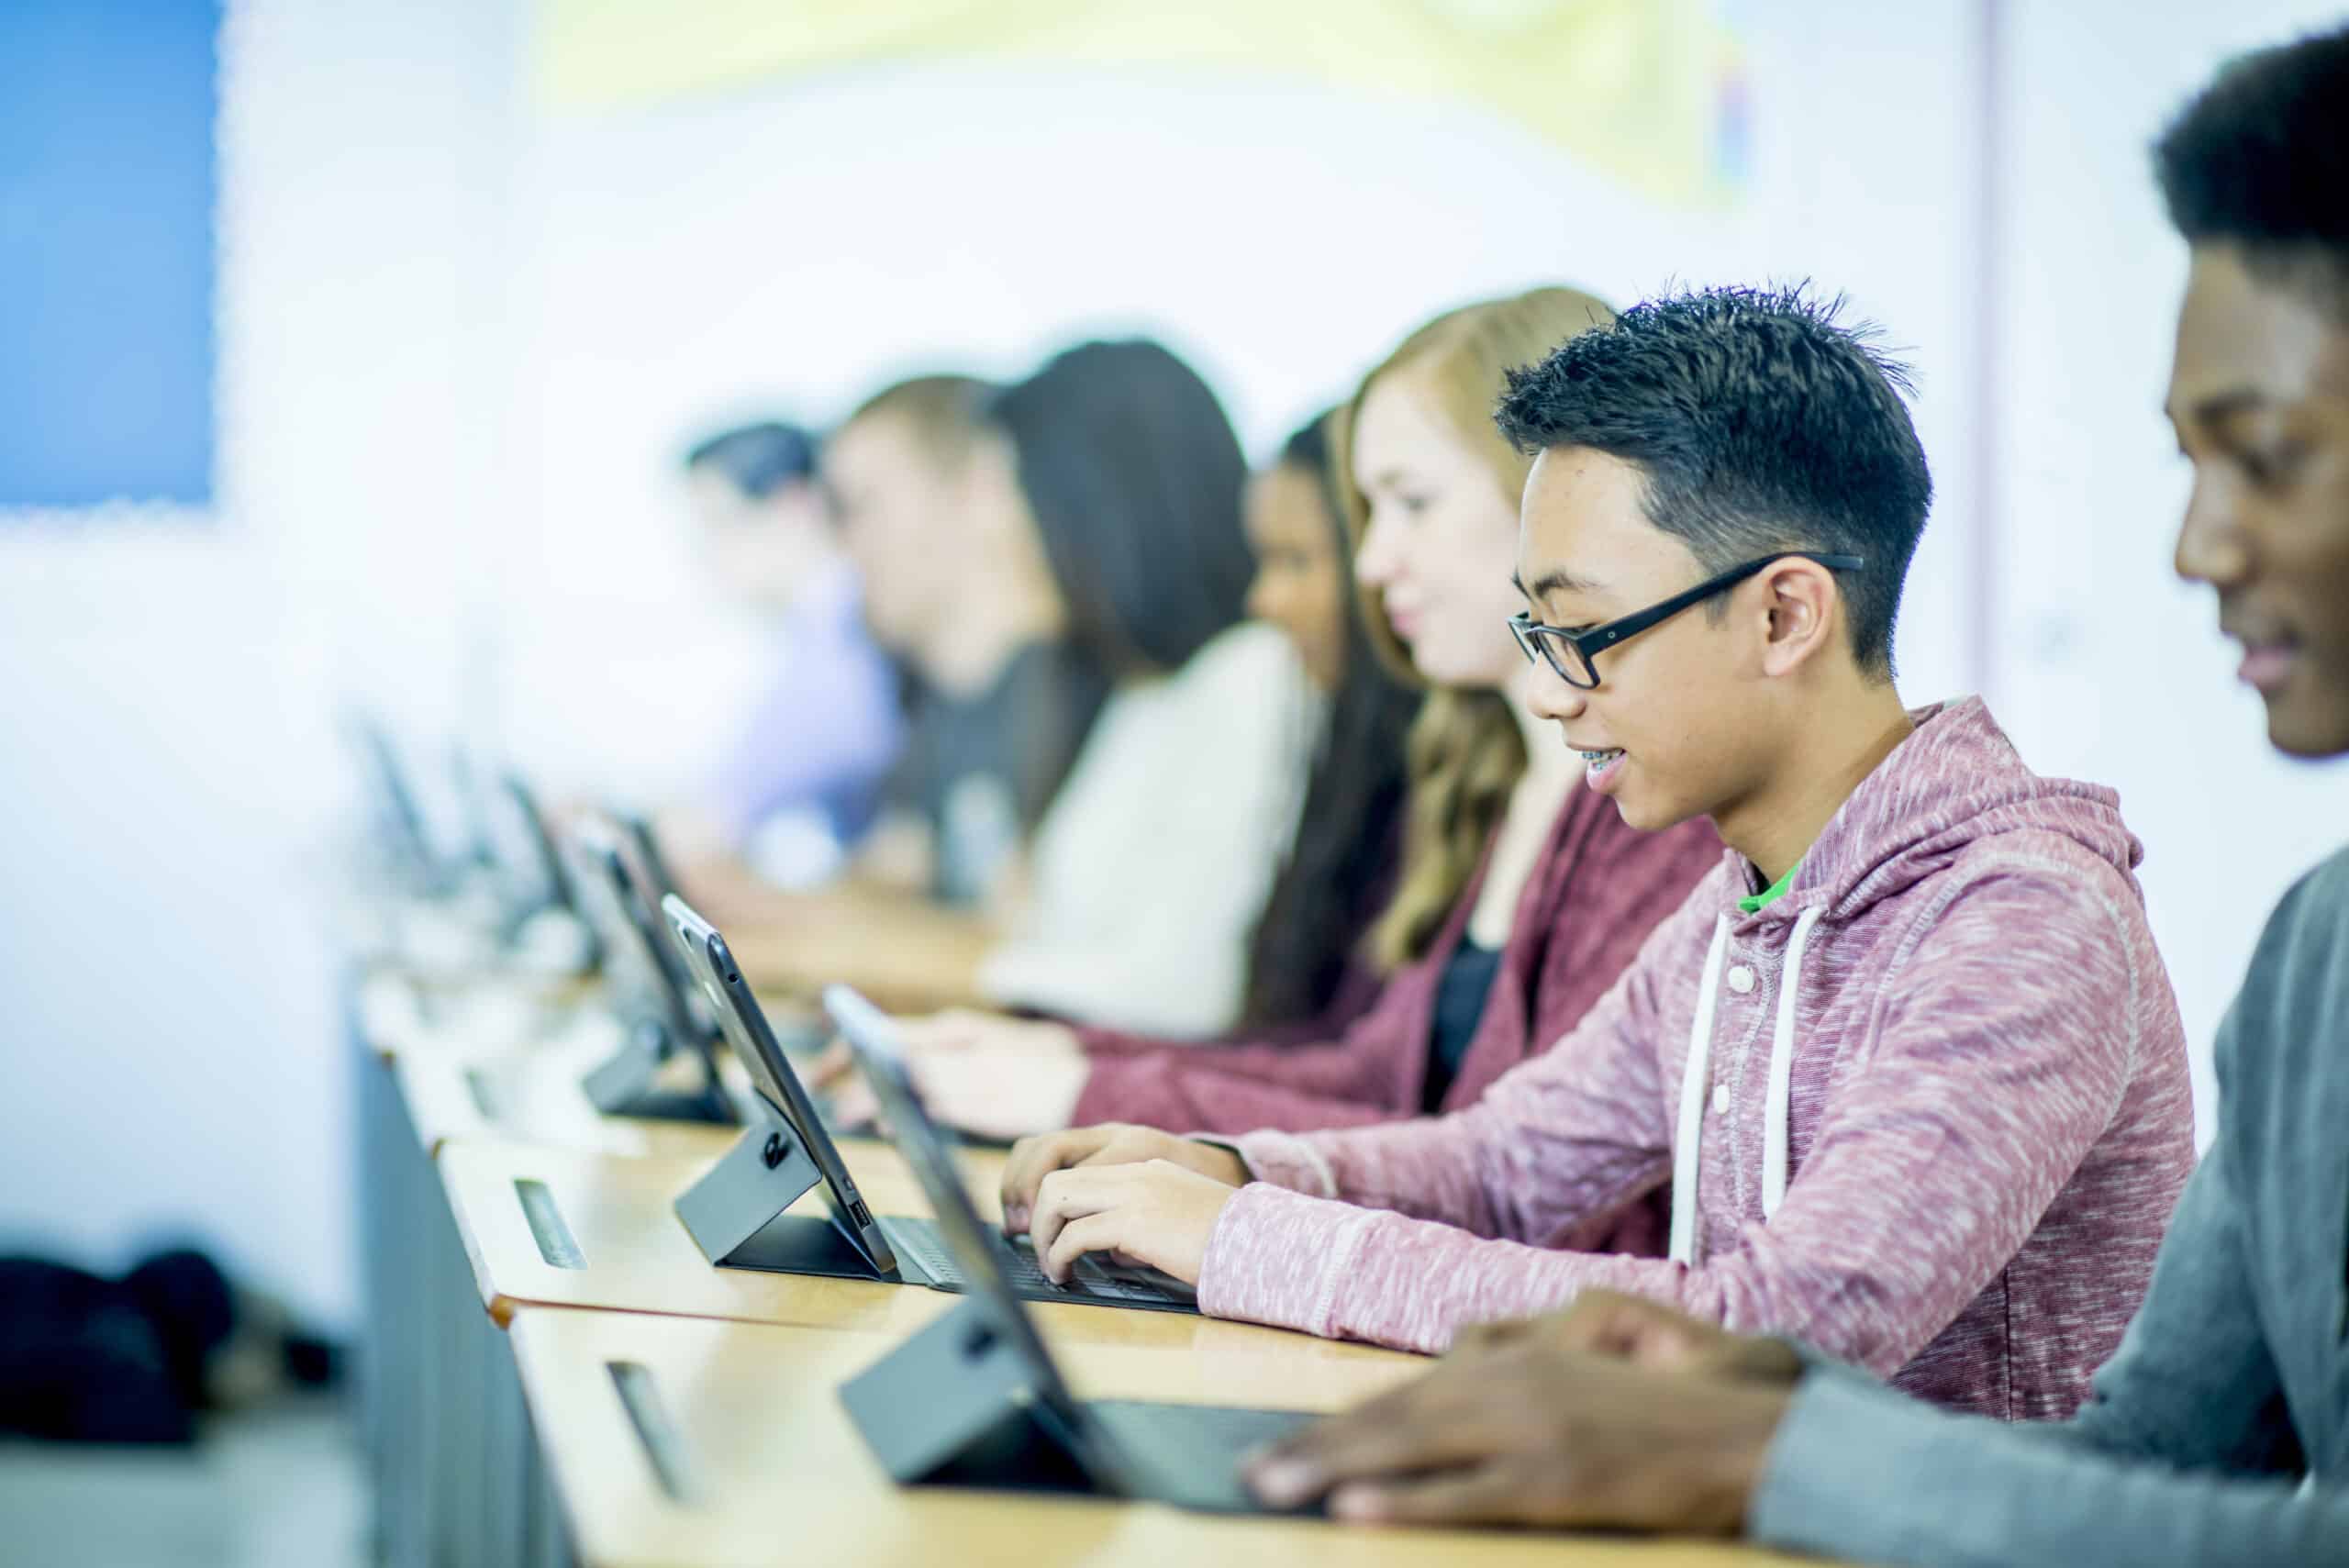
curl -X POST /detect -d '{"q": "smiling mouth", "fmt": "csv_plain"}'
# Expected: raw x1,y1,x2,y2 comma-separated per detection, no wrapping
2236,639,2300,694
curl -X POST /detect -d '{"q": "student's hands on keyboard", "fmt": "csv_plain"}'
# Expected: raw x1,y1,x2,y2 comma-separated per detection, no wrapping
998,1125,1246,1234
998,1232,1187,1300
889,1218,1188,1302
1008,1156,1241,1288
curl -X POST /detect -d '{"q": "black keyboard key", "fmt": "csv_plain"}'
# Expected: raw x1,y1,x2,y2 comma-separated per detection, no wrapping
886,1218,1183,1302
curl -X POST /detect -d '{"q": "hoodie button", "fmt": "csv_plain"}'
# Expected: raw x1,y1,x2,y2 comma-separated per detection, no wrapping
1711,1084,1731,1116
1726,965,1756,995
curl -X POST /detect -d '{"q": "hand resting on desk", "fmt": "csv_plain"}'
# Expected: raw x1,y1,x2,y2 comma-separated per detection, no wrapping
809,1008,1087,1140
1244,1290,1799,1531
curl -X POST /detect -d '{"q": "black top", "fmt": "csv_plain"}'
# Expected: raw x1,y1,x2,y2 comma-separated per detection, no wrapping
1421,938,1505,1113
885,640,1111,906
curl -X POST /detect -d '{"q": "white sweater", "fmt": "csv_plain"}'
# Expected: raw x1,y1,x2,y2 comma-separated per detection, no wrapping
979,621,1315,1038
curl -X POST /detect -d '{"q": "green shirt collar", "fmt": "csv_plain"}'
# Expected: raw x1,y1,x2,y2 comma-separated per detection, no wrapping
1739,861,1801,915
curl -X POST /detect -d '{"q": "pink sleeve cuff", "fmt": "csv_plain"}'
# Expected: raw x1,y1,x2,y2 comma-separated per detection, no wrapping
1196,1182,1380,1337
1226,1129,1341,1196
1197,1183,1661,1354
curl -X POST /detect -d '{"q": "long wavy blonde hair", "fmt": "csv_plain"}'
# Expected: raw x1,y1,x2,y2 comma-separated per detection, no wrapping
1341,286,1617,967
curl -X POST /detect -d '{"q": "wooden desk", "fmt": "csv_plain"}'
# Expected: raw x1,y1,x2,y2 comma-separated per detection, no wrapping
717,901,997,1016
362,967,740,1162
508,1307,1802,1568
436,1135,1409,1377
393,1051,740,1162
439,1134,961,1331
356,963,596,1052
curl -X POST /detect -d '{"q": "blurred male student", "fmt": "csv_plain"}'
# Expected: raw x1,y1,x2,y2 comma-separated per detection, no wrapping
665,419,904,882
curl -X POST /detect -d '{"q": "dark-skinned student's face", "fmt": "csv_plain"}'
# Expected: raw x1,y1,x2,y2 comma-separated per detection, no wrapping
2168,243,2349,760
1514,447,1777,832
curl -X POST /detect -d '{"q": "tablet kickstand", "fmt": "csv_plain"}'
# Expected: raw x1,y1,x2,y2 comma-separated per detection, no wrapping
838,1298,1096,1494
672,1108,877,1276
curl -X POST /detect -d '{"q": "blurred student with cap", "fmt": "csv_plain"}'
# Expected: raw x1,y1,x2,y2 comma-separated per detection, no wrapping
662,419,905,883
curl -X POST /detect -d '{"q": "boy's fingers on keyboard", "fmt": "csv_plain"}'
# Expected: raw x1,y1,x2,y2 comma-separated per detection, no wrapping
999,1127,1118,1220
1025,1163,1119,1273
1044,1213,1127,1284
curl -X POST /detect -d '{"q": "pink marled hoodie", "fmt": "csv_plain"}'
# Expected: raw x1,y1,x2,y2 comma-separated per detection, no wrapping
1200,698,2196,1419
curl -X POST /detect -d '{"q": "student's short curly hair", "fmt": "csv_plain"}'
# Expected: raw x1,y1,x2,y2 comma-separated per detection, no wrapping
1495,284,1932,679
2154,24,2349,321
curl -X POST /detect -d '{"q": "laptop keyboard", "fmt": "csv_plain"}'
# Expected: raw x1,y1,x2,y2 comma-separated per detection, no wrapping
883,1217,1195,1306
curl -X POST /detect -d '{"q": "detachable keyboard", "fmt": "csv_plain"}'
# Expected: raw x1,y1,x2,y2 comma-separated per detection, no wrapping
880,1215,1200,1311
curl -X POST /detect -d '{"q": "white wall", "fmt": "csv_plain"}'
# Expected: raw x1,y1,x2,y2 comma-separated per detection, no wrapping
0,0,521,1326
495,2,1993,792
1993,0,2349,1136
497,60,1761,794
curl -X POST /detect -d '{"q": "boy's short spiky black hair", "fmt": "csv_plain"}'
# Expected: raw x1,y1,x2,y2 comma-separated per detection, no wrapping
2154,24,2349,320
1494,284,1932,678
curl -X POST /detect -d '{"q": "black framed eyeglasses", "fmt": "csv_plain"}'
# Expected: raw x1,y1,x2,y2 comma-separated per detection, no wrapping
1508,551,1865,690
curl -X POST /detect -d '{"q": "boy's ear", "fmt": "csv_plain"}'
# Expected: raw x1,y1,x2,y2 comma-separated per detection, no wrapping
957,439,1022,542
1756,557,1842,676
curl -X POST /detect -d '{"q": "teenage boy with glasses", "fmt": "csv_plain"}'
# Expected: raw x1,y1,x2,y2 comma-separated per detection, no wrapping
1238,26,2349,1562
995,284,2198,1421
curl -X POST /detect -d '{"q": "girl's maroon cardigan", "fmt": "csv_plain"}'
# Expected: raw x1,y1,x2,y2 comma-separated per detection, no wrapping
1072,786,1722,1142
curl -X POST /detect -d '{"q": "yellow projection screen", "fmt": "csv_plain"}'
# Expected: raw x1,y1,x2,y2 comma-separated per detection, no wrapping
534,0,1749,207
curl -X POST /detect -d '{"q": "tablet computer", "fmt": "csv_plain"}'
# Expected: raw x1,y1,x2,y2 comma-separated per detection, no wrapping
662,896,1196,1312
826,983,1312,1510
613,813,720,1042
567,818,733,1123
497,773,584,920
819,979,1200,1313
351,717,443,888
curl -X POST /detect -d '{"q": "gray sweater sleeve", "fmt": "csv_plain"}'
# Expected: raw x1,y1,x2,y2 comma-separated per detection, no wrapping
1750,1363,2345,1568
1747,852,2349,1566
1748,1160,2336,1566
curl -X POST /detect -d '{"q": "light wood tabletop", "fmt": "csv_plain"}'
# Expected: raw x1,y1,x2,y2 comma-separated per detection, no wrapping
438,1132,956,1332
392,1048,741,1162
361,966,743,1161
356,965,599,1055
507,1306,1809,1568
434,1134,1415,1375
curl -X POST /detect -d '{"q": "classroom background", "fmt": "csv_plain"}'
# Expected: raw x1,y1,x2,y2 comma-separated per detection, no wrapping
2,0,2343,1561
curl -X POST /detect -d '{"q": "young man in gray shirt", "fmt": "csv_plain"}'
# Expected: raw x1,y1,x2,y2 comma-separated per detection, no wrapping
1241,24,2349,1564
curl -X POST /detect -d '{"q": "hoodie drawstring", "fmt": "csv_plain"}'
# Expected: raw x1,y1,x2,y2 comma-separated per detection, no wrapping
1667,916,1731,1265
1762,906,1821,1219
1668,905,1821,1265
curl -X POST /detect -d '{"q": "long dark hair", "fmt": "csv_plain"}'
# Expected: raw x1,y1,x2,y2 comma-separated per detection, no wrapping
987,339,1254,677
1237,408,1420,1028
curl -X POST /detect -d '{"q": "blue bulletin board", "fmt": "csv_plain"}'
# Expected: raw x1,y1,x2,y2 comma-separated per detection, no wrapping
0,0,221,511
